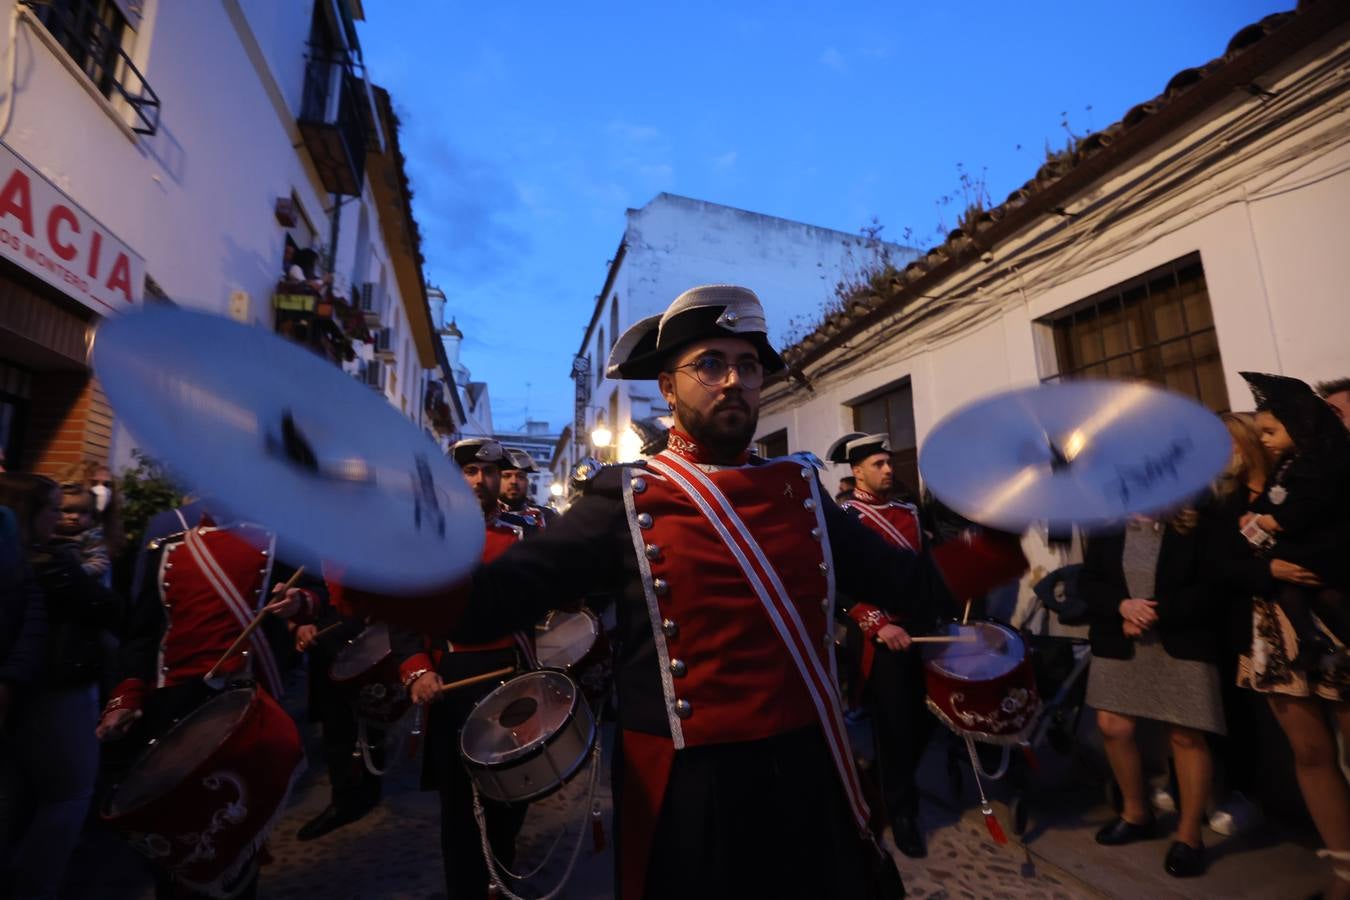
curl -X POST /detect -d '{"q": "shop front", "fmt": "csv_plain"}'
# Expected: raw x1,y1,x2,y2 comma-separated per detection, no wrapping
0,142,143,475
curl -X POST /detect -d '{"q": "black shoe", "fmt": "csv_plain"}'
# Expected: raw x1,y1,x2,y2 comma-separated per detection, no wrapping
296,803,369,842
1094,815,1155,846
891,816,927,859
1164,840,1206,877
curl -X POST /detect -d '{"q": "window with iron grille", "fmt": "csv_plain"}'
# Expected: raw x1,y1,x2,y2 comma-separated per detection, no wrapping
1041,253,1228,411
28,0,160,135
849,379,918,497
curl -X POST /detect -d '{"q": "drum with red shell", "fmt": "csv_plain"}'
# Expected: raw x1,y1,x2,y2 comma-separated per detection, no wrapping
103,687,304,897
921,620,1040,744
329,621,412,724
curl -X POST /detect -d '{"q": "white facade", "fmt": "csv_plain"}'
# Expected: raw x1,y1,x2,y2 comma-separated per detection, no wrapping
756,16,1350,624
569,192,917,475
0,0,436,474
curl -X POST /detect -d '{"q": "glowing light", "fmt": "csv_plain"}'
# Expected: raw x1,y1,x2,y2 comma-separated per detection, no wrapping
590,424,613,448
549,481,564,498
618,425,643,461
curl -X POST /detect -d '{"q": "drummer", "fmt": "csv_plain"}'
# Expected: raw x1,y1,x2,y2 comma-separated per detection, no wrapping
499,446,557,529
392,437,538,899
95,503,318,899
829,432,942,859
391,285,1027,899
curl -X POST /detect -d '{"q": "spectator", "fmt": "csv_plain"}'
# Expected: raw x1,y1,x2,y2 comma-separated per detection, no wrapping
1318,377,1350,431
1083,507,1222,878
1228,374,1350,899
0,473,123,900
835,475,856,504
0,505,47,726
1203,413,1272,837
53,486,110,583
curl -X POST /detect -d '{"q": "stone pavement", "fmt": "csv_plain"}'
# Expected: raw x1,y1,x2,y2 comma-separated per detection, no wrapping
64,710,1330,899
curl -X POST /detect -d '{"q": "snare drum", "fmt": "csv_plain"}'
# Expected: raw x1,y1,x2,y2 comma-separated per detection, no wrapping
329,622,411,723
103,687,304,896
921,621,1040,744
460,670,596,804
534,608,600,671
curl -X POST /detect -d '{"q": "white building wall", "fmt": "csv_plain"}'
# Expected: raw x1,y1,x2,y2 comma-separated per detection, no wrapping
0,0,431,465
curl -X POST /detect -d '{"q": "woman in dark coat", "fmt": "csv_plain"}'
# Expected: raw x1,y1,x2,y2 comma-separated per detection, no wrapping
1082,507,1221,878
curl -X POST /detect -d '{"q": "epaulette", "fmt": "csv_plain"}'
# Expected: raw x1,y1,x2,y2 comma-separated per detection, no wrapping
570,457,645,495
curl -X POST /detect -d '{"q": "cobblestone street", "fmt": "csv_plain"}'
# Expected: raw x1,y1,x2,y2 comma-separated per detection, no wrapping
65,709,1330,899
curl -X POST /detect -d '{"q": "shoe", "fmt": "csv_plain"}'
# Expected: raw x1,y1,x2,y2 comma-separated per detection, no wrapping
1164,840,1206,877
1209,791,1261,837
891,815,927,859
296,802,374,842
1150,784,1177,814
1095,815,1156,846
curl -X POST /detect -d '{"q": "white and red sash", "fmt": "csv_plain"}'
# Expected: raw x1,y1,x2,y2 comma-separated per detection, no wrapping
646,451,870,834
179,521,284,696
843,499,915,550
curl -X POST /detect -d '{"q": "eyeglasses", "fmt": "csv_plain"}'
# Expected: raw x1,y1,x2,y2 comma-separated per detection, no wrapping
674,356,764,390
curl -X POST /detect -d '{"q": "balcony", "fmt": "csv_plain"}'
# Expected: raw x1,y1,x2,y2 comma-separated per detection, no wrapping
297,54,369,196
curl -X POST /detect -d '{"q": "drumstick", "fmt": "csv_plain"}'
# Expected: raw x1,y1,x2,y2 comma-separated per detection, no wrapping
961,598,973,626
435,666,516,695
910,635,978,644
204,566,306,682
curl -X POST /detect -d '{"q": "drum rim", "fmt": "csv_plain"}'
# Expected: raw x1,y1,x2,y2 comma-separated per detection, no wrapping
328,622,392,684
921,618,1025,682
468,695,598,805
460,670,585,767
103,686,259,820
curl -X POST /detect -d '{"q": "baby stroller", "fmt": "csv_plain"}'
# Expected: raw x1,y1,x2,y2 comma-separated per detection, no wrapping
936,564,1092,837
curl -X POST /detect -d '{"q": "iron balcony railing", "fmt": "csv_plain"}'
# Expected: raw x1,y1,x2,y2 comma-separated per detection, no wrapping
297,51,369,196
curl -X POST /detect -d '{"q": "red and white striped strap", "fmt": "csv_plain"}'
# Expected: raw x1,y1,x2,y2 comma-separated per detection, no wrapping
182,527,284,696
647,452,870,833
843,500,914,551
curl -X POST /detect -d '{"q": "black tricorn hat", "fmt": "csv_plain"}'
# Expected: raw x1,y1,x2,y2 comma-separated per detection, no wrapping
451,438,504,468
501,448,538,473
606,284,785,381
827,432,891,466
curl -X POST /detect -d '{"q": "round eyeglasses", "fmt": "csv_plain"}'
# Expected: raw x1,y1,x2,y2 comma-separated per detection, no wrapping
674,356,764,390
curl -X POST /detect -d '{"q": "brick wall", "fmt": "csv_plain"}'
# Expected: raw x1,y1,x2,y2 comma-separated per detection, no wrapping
21,372,112,476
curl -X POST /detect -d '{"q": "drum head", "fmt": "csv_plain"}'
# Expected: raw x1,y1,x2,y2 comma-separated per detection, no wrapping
534,610,599,671
107,688,255,816
461,671,579,765
922,622,1024,681
330,623,390,681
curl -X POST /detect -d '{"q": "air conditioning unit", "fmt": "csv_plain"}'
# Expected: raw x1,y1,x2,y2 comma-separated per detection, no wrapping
363,360,384,389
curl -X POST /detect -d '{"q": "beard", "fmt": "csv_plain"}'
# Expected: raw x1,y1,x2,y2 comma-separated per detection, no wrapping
674,388,759,462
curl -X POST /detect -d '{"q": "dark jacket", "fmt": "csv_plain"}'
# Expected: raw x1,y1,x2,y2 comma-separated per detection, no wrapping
1204,487,1276,655
0,508,47,688
1081,517,1218,664
29,541,124,687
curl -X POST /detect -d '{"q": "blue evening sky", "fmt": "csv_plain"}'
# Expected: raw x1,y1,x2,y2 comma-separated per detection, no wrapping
357,1,1289,433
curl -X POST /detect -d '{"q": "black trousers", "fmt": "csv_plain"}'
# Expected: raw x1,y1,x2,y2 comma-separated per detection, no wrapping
308,647,383,810
866,647,935,822
642,726,898,900
426,649,528,900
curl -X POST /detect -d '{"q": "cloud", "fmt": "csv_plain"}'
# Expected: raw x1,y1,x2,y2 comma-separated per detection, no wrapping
712,150,738,169
819,46,847,72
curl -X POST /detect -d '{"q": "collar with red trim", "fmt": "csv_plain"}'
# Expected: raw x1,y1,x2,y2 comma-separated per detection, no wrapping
665,428,750,466
849,486,893,506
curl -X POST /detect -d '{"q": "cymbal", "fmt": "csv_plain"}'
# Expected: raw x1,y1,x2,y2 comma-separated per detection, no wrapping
918,380,1230,531
93,306,484,591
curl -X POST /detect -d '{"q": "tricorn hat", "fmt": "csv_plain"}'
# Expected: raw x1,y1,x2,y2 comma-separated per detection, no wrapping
606,284,785,380
451,438,504,468
501,448,538,473
827,432,891,466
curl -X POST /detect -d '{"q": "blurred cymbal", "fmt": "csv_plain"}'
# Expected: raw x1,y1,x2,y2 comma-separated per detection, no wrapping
919,380,1230,531
93,306,484,591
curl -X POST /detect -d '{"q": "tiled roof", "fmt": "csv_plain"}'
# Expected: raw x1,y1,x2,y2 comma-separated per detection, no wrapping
780,2,1348,377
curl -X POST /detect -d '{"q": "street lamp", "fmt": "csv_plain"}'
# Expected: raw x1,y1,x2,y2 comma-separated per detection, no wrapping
549,481,564,498
617,424,643,461
590,423,613,450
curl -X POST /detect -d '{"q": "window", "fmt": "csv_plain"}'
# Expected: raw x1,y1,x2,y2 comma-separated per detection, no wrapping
850,379,918,497
596,328,605,386
32,0,160,135
609,295,619,349
758,429,788,459
1042,253,1228,411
